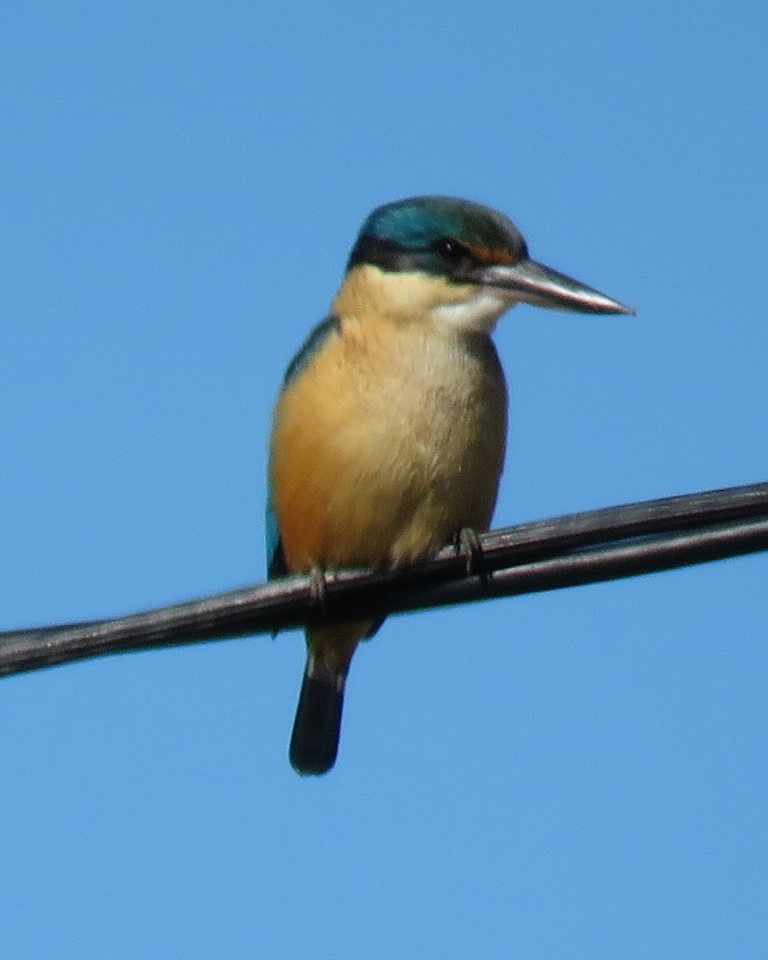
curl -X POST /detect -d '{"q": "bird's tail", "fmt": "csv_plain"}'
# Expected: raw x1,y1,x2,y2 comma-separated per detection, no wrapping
289,620,380,776
289,652,346,776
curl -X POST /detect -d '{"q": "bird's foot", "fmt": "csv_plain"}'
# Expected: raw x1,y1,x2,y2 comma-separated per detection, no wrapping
308,566,329,613
454,527,489,582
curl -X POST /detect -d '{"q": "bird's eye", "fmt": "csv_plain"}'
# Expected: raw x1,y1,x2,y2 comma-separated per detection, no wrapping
434,237,467,263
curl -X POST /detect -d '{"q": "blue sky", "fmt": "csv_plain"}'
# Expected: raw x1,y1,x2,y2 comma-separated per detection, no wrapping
1,1,766,957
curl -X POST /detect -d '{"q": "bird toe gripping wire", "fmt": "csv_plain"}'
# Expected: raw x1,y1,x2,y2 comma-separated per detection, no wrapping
455,526,488,581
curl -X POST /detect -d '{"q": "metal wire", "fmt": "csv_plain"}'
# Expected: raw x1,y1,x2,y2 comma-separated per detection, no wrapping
1,480,766,677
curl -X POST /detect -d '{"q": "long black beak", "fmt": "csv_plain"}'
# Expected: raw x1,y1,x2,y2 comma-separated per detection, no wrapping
478,259,634,315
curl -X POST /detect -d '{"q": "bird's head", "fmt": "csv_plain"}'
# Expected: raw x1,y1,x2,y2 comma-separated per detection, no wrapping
339,196,633,333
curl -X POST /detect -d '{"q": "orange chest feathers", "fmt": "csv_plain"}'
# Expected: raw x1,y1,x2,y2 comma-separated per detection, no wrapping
269,319,507,572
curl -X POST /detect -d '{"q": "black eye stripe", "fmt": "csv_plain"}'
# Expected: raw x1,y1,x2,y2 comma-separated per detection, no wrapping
434,237,471,262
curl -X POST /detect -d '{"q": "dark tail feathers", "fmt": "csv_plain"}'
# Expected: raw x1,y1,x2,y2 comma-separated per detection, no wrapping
289,655,346,776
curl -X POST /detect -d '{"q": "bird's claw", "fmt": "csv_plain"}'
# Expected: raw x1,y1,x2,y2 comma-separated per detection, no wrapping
455,527,488,581
308,566,329,612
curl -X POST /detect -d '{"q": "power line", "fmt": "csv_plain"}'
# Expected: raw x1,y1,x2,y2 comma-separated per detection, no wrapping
1,480,766,678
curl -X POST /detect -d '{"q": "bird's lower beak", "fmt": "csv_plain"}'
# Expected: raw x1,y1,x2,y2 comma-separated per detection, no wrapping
478,259,634,315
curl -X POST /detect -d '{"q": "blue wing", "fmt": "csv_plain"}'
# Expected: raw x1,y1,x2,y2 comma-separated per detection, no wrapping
265,488,288,578
265,316,339,579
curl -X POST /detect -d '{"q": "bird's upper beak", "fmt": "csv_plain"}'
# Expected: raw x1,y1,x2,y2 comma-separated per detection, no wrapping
477,259,634,315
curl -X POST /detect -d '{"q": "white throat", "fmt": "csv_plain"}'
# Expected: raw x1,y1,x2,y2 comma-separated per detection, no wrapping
430,288,515,334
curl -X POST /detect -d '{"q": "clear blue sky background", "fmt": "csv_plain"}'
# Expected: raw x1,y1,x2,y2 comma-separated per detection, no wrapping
1,2,766,957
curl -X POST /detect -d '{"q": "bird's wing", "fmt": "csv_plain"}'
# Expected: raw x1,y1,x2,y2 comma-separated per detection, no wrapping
265,315,340,579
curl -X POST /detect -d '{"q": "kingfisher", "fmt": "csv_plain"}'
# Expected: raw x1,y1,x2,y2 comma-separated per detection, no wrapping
267,195,632,776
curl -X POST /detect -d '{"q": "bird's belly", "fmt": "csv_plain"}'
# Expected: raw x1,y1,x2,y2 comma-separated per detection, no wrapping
271,330,507,571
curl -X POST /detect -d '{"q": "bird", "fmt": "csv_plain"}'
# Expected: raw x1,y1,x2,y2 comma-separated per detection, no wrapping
267,195,632,775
